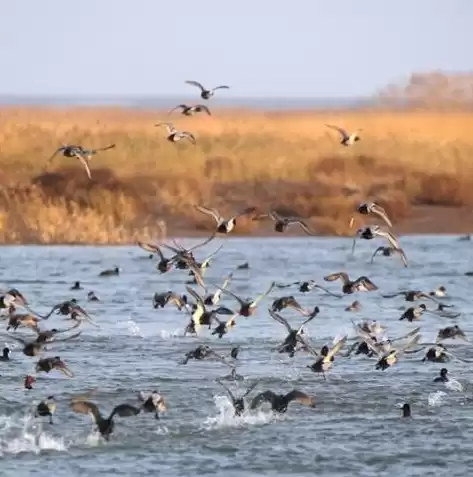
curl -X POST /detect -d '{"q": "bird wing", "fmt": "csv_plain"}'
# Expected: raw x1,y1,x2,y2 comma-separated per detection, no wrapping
109,403,141,419
195,205,223,223
55,360,74,377
187,233,217,253
250,391,277,409
397,334,422,354
285,390,315,407
325,124,349,141
70,400,103,424
230,207,257,220
212,272,233,303
216,379,236,401
252,281,276,307
181,132,196,144
185,286,206,313
326,336,347,360
75,154,92,180
370,246,385,262
350,321,384,357
182,258,206,291
197,105,211,115
207,348,234,368
296,334,318,357
213,85,230,91
323,272,348,283
373,228,400,249
168,104,187,114
215,286,246,306
185,80,206,92
370,204,393,228
391,327,421,343
46,147,62,165
355,276,378,291
285,297,310,315
94,144,116,153
242,381,258,398
5,334,27,345
313,284,343,298
286,219,314,235
268,309,293,333
50,331,81,343
200,244,224,269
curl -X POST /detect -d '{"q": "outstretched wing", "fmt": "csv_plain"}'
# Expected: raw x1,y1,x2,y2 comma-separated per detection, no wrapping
195,205,223,223
326,336,347,360
213,85,230,91
168,104,187,115
186,80,206,92
323,272,348,283
250,390,277,409
285,390,315,407
371,204,393,228
325,124,349,141
216,379,236,401
268,309,293,333
70,400,102,424
252,281,276,306
75,154,92,180
110,403,141,419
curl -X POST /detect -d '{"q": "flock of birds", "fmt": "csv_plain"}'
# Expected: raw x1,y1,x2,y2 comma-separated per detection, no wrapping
45,79,362,180
1,194,472,442
4,80,471,445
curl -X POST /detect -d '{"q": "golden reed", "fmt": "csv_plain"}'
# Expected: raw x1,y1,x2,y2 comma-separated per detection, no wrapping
0,107,472,243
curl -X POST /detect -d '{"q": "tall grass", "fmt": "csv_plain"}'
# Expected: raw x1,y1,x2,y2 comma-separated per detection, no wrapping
0,107,472,243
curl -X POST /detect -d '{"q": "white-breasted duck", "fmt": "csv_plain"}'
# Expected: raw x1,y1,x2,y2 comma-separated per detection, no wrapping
35,396,56,424
46,143,115,180
429,286,447,298
325,124,362,146
195,205,256,234
350,202,393,228
154,122,196,144
324,272,378,294
305,335,347,379
185,80,230,100
399,304,428,322
250,389,315,413
138,391,167,419
352,225,408,267
168,104,211,116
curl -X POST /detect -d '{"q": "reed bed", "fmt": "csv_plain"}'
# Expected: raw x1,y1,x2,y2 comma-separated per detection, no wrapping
0,107,472,243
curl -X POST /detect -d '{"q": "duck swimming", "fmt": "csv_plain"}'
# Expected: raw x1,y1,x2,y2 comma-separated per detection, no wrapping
250,389,315,413
71,281,82,291
0,347,10,361
402,403,411,418
70,400,141,440
99,266,120,277
138,391,167,419
216,379,257,416
434,368,449,383
323,272,378,294
87,291,100,302
46,143,116,180
430,286,447,298
35,396,56,424
436,325,469,343
154,122,196,144
345,300,362,312
185,80,230,100
168,103,211,116
194,205,256,234
325,124,362,146
252,211,314,235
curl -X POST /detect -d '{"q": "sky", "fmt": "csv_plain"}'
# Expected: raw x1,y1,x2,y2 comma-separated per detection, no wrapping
1,0,471,98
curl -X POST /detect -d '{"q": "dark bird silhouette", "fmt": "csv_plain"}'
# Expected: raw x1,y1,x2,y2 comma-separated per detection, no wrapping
250,389,315,413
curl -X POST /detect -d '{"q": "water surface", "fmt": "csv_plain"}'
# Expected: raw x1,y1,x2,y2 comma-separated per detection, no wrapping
0,236,472,477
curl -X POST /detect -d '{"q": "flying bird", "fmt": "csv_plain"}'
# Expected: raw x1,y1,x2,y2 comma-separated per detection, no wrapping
350,202,393,228
168,104,211,116
250,389,315,413
46,144,116,180
252,211,314,235
185,80,230,100
154,122,196,144
325,124,362,146
195,205,256,234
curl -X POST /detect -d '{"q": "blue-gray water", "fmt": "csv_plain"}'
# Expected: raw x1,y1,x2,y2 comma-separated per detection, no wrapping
1,236,473,477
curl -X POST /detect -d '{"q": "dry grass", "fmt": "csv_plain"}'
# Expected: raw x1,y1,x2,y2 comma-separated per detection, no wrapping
0,107,473,243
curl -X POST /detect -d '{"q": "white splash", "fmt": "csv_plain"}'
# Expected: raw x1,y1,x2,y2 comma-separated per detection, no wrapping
0,415,66,456
159,329,183,339
202,395,278,430
445,378,464,392
428,390,447,407
121,319,143,337
85,431,103,447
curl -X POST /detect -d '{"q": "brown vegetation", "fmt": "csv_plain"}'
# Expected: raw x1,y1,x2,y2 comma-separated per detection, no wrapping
0,106,473,243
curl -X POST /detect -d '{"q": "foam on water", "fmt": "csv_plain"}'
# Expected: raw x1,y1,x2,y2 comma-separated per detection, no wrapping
428,391,447,407
445,378,464,392
202,395,279,429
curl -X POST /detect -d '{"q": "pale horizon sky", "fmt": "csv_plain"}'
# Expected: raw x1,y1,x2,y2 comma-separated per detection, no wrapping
1,0,471,98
